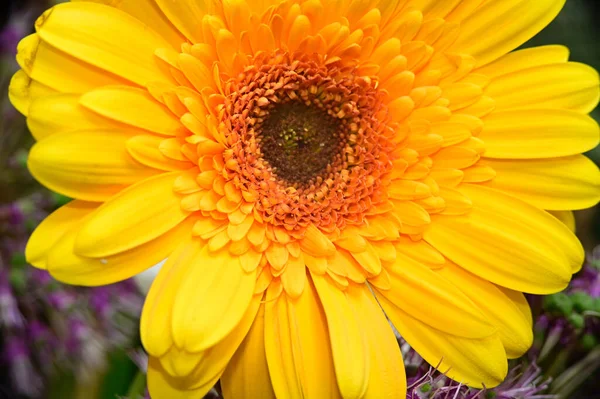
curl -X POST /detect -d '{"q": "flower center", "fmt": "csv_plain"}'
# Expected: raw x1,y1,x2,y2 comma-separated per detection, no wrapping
258,102,343,185
220,52,394,232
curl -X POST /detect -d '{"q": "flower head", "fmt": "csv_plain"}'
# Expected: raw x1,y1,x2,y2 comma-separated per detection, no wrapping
9,0,600,397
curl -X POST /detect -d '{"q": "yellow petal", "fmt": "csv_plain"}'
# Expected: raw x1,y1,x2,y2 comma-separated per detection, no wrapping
431,147,479,169
497,286,533,327
311,274,369,398
424,185,578,294
462,184,585,273
47,217,196,286
35,2,174,86
141,237,199,357
264,280,340,398
376,251,494,338
484,62,599,113
480,109,599,158
349,285,406,399
158,294,262,386
485,156,600,211
350,241,382,275
147,357,208,399
435,262,533,358
265,242,289,270
327,250,366,284
75,172,190,257
126,134,193,171
380,295,508,388
443,82,483,111
172,246,257,352
395,236,446,267
280,255,306,298
450,0,566,67
77,0,187,50
8,70,56,116
80,86,183,136
27,93,121,141
304,252,328,274
549,210,576,233
178,53,218,93
438,186,472,215
25,200,97,269
474,45,569,79
239,249,262,272
15,34,127,93
227,214,254,241
28,129,159,202
221,304,277,399
154,0,217,43
388,179,431,200
300,224,336,257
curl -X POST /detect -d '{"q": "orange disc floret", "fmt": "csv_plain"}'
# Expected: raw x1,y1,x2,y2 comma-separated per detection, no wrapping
218,51,395,234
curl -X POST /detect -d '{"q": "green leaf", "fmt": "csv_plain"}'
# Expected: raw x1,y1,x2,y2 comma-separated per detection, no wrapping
126,370,147,399
544,293,573,315
571,292,594,313
98,350,139,399
568,313,585,329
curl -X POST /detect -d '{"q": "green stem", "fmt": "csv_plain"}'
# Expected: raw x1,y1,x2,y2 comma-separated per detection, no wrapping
125,371,147,399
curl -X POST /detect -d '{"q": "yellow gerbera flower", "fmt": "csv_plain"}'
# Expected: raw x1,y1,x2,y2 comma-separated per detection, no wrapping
9,0,600,397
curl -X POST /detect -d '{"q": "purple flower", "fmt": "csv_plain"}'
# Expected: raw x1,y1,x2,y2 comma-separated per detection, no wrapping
0,269,23,328
3,335,43,397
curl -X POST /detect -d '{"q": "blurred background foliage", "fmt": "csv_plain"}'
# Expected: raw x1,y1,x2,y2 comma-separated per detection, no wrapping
0,0,599,398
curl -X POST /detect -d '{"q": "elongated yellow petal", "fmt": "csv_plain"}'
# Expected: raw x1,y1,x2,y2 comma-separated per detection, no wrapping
497,287,533,327
461,184,584,273
171,246,256,352
27,93,121,141
127,134,193,171
75,172,190,257
154,0,218,43
435,262,533,358
147,357,208,399
157,294,262,385
47,217,197,286
485,156,600,211
380,294,507,388
474,45,569,79
264,280,340,398
35,2,174,86
80,86,183,136
480,109,599,159
350,241,382,275
221,304,277,399
394,236,445,267
280,255,306,298
25,200,97,269
349,285,406,399
549,210,576,233
424,185,577,294
141,237,200,357
311,274,369,399
74,0,187,50
450,0,565,67
16,34,127,93
378,250,494,338
300,224,336,257
8,70,56,116
484,62,599,113
28,129,160,202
